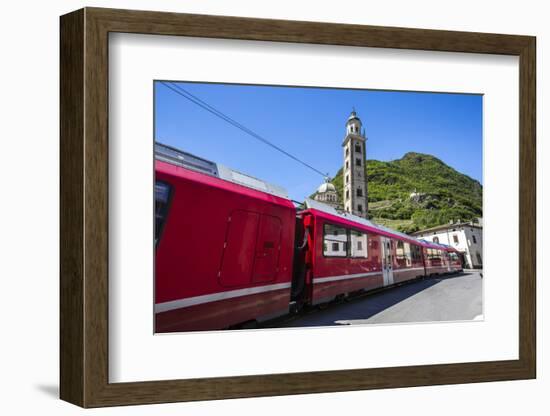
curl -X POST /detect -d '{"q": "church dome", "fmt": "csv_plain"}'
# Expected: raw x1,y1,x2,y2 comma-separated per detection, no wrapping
317,182,336,194
347,110,361,123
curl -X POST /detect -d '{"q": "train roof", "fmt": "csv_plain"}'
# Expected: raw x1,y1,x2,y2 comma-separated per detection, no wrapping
417,239,460,252
155,142,290,200
303,198,452,250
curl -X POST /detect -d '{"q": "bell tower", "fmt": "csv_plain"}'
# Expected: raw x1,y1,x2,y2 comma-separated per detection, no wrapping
342,110,368,217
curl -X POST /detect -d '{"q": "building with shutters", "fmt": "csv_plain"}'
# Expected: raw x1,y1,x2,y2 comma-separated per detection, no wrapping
411,220,483,269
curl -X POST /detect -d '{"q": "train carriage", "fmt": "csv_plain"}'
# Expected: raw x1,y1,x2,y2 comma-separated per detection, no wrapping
418,239,463,275
297,199,428,306
442,244,464,273
155,144,296,332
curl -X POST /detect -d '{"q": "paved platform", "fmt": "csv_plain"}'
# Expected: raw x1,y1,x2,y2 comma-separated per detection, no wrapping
265,270,483,328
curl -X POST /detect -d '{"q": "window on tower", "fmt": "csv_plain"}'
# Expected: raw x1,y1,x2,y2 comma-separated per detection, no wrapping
346,190,350,200
357,188,363,197
346,161,349,169
355,144,361,153
358,204,363,212
346,147,349,156
355,158,361,166
346,175,349,184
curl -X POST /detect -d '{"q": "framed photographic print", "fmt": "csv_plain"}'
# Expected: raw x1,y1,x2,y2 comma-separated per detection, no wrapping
60,7,536,408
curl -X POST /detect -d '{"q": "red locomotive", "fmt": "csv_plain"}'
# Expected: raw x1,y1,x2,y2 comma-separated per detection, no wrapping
154,143,463,333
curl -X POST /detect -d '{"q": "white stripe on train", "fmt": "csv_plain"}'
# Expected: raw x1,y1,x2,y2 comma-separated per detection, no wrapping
156,266,457,313
313,267,425,284
313,271,381,284
155,282,292,313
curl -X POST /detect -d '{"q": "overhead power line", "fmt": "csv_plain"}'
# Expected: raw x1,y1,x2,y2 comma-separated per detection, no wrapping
159,81,329,178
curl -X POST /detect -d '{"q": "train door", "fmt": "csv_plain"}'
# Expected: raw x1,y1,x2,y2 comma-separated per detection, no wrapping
219,210,259,287
381,237,394,286
220,211,282,286
252,214,282,283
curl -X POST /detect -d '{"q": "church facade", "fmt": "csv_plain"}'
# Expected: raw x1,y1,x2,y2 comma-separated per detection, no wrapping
314,110,368,218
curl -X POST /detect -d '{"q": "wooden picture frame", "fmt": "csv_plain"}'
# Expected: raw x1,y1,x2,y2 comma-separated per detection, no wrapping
60,7,536,408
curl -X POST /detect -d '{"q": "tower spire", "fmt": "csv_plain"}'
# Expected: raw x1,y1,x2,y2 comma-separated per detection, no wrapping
342,109,368,218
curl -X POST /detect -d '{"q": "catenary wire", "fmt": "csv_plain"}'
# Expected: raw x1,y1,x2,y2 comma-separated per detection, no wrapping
159,81,329,178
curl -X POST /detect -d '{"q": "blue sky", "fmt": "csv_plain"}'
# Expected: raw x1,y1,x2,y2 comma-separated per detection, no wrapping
155,81,482,202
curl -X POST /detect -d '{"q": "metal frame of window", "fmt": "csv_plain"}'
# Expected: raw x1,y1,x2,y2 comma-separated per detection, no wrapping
322,223,348,257
349,228,368,259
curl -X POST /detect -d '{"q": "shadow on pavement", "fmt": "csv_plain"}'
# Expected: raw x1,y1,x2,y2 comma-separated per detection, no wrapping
271,276,445,328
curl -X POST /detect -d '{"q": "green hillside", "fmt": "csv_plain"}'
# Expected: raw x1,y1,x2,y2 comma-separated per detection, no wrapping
322,152,482,233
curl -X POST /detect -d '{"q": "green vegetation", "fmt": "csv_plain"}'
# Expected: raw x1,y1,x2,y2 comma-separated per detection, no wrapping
320,152,482,233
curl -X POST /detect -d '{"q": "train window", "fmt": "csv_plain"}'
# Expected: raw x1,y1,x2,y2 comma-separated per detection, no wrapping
429,249,442,261
155,181,172,247
410,244,422,262
350,229,368,258
396,241,404,257
396,241,410,257
323,224,348,257
396,241,412,266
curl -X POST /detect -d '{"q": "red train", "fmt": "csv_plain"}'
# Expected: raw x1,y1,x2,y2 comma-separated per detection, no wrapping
154,143,463,333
